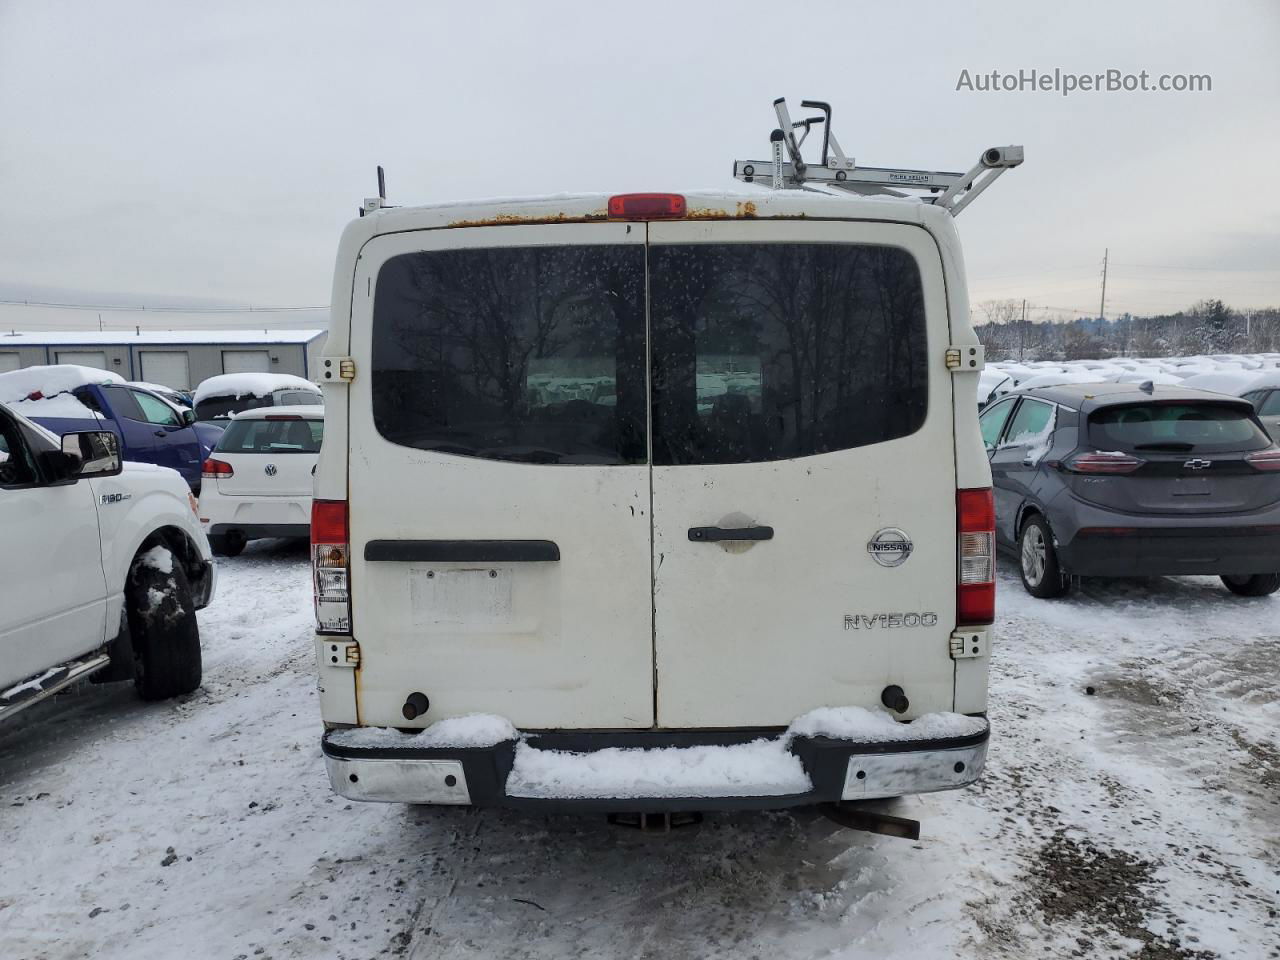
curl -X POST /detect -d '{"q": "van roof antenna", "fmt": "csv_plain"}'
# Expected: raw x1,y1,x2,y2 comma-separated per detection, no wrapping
735,97,1024,216
360,165,388,217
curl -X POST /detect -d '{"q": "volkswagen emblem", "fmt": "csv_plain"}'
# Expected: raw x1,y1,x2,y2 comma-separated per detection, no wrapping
264,464,278,477
1183,458,1212,471
867,528,913,567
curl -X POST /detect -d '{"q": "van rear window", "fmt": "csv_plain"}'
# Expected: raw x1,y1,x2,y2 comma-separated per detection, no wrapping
372,245,648,464
371,241,928,465
648,243,928,465
1089,403,1270,454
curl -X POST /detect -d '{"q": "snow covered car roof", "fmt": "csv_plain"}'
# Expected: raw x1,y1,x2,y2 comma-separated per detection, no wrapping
193,373,321,404
229,404,325,421
0,364,124,404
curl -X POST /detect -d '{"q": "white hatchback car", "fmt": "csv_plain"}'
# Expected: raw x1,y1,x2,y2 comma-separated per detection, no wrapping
198,406,323,556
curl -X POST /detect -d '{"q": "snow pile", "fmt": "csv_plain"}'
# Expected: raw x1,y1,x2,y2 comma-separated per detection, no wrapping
193,373,319,404
328,713,518,749
140,545,174,575
0,364,124,403
789,706,988,742
505,738,811,800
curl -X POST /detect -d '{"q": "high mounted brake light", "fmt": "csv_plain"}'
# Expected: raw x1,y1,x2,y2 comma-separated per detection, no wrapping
312,500,351,634
957,488,995,626
607,193,687,220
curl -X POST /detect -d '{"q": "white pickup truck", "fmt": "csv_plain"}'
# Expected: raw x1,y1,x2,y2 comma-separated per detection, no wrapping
0,401,216,722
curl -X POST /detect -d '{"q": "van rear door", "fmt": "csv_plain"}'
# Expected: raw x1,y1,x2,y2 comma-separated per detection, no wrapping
349,223,654,729
646,220,958,727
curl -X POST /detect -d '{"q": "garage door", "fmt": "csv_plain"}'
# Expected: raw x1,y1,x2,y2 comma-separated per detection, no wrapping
0,353,20,373
56,350,107,368
140,351,191,389
222,350,271,374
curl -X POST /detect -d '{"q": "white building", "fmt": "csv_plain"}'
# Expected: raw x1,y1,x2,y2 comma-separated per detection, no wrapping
0,329,327,391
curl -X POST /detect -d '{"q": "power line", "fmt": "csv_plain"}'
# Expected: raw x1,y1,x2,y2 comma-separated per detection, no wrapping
0,298,326,314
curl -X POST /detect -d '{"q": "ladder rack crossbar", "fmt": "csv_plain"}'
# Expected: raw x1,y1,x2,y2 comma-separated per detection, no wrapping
733,98,1023,217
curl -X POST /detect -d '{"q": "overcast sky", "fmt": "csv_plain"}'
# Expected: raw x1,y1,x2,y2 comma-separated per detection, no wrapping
2,0,1278,331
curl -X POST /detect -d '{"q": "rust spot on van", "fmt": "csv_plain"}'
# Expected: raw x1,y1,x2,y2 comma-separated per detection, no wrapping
446,210,609,228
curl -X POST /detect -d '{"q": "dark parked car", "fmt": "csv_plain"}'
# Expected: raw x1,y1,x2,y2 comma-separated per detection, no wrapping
0,367,220,492
979,382,1280,598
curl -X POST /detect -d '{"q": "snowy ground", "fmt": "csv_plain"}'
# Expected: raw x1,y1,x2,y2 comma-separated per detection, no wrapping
1,541,1277,960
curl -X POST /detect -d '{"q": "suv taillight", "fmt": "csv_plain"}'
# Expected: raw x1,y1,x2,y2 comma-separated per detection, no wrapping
201,458,233,478
312,499,351,634
957,488,995,626
1245,450,1280,472
1065,451,1144,474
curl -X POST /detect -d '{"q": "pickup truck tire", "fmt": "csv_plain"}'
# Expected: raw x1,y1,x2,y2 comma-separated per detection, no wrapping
207,532,246,558
1220,573,1280,597
126,554,203,701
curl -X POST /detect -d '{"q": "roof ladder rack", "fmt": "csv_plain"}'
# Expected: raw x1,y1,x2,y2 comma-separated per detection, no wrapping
733,98,1024,216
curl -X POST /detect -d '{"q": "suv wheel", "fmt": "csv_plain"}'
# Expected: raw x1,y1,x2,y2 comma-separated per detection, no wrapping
1220,573,1280,597
1019,515,1069,599
126,548,203,701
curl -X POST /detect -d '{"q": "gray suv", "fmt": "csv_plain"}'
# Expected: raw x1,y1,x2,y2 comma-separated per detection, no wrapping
979,382,1280,598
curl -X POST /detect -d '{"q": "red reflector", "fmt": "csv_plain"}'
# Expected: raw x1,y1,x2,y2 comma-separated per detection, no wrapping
958,583,996,625
311,499,348,544
957,487,995,532
201,458,233,478
607,193,687,220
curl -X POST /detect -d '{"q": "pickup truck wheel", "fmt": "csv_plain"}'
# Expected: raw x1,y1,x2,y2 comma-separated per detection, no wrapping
208,532,246,557
1019,515,1069,599
126,552,203,701
1220,573,1280,597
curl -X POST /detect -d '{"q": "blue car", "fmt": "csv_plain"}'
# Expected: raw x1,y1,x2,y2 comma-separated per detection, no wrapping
1,369,219,492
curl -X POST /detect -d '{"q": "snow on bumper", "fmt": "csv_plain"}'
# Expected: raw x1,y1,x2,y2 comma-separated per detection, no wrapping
321,709,990,811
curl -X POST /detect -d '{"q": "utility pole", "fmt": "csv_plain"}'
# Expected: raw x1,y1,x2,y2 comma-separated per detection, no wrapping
1020,298,1027,361
1098,248,1109,324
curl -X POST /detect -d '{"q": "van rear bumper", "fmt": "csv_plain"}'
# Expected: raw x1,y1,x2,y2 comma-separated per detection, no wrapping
319,725,989,812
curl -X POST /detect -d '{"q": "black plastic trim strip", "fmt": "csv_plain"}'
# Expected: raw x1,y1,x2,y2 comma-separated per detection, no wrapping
363,539,561,563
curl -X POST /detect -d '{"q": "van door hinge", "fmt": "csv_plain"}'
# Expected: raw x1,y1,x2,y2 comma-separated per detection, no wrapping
945,344,985,372
318,357,356,383
323,639,360,668
949,630,987,659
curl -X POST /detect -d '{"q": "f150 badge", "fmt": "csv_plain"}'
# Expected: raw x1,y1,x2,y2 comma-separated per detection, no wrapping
867,527,913,567
100,492,132,505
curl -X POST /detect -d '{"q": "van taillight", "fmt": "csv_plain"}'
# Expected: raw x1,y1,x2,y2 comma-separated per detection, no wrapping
312,499,351,634
957,488,995,626
201,458,233,478
607,193,687,219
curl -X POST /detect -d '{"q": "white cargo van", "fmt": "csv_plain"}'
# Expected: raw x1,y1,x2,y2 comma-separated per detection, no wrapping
312,121,1016,813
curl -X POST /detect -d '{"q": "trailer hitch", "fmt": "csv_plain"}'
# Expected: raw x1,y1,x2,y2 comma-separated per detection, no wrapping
819,803,921,841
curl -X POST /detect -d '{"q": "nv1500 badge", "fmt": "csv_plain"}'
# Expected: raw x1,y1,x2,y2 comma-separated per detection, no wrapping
867,527,913,567
844,612,939,630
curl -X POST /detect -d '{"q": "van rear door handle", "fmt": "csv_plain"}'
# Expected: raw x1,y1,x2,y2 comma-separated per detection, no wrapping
688,526,774,543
